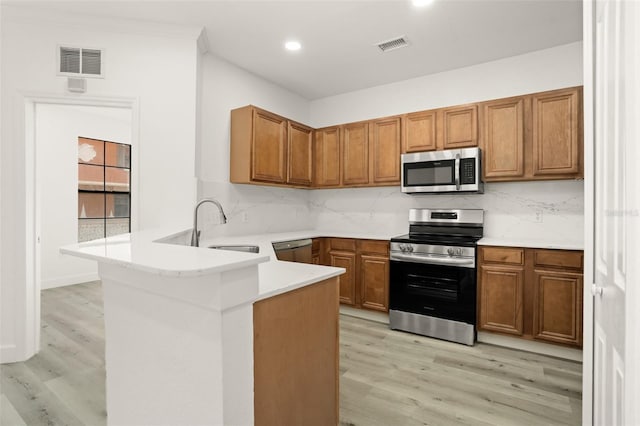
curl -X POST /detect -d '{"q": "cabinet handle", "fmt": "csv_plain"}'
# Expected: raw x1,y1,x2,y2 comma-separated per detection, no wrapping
455,153,461,190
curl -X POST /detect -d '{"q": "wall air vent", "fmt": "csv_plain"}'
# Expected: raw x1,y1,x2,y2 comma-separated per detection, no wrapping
375,36,409,52
58,46,104,78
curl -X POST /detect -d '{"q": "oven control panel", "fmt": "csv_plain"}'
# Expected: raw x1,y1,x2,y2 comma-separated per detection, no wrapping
390,242,476,268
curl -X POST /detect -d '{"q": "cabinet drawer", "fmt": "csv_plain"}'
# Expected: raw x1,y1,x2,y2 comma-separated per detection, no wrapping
328,238,356,252
358,240,389,255
534,250,583,271
311,238,322,252
481,247,524,265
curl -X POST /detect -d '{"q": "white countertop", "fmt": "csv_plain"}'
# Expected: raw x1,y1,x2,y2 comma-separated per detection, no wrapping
60,228,271,277
61,228,371,301
477,237,584,251
197,229,397,300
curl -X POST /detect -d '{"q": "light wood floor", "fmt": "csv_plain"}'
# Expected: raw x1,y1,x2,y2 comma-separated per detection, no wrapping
1,282,582,425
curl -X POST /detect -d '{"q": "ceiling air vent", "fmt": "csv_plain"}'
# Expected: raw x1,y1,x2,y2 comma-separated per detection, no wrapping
58,46,104,78
375,36,409,52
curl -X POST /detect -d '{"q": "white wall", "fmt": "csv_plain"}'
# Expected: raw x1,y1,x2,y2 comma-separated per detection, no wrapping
197,54,313,239
308,42,585,243
37,104,132,289
1,6,200,362
310,42,583,127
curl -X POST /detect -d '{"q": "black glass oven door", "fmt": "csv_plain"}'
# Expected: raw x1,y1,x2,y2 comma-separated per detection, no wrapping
389,260,476,325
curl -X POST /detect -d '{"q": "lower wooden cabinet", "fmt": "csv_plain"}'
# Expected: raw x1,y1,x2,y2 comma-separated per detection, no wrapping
478,246,583,348
532,270,583,346
311,238,321,265
330,250,357,305
317,238,390,312
479,264,524,335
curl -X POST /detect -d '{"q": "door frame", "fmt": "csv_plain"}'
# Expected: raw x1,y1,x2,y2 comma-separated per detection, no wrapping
21,92,138,361
582,0,595,423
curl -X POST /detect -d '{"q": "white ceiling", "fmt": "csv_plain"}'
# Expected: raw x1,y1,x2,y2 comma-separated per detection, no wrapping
10,0,582,100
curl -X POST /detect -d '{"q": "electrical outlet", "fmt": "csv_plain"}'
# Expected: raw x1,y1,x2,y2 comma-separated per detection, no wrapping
242,212,249,223
534,210,543,223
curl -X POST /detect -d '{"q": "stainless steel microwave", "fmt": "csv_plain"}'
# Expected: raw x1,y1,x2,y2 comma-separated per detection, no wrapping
401,147,483,194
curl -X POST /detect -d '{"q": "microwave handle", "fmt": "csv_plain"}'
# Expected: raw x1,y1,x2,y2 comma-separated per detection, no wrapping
455,154,461,190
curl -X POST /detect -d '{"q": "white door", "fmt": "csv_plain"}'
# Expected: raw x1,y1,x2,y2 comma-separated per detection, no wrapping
591,0,640,424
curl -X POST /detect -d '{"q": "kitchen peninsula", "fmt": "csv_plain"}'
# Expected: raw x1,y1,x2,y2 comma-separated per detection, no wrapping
61,228,344,426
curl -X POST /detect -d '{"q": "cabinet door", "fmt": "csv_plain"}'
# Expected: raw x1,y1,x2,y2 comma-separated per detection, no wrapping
314,127,341,187
482,98,525,179
404,110,437,153
287,121,313,186
441,105,478,149
478,265,524,335
342,122,369,185
532,88,581,176
330,250,357,306
360,254,389,312
532,270,583,347
252,109,287,183
370,117,401,184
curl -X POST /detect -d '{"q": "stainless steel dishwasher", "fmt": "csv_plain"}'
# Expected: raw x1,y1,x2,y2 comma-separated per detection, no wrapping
272,238,313,263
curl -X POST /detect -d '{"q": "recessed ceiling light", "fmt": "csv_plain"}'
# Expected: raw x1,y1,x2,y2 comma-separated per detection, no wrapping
285,40,301,51
412,0,434,7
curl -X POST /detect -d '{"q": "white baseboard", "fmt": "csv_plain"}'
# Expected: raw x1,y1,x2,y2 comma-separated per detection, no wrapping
477,331,583,362
42,273,100,289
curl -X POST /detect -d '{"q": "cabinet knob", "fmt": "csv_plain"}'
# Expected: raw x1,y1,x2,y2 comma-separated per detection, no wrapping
591,284,604,296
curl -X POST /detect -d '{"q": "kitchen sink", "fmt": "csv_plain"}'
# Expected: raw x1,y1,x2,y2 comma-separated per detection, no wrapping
208,245,260,254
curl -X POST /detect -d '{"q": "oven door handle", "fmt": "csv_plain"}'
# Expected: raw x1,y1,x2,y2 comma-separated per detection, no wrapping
391,253,475,268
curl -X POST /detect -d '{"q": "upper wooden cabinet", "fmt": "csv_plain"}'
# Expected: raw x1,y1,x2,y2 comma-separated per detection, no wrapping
314,126,341,187
532,88,581,177
403,110,437,153
370,117,401,184
342,122,370,186
230,105,311,188
251,108,287,183
315,118,400,188
441,104,479,149
402,106,477,153
482,97,525,179
231,87,582,189
480,87,583,182
287,121,313,186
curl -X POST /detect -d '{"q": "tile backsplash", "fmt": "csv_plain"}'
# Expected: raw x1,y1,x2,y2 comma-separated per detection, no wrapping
199,180,584,244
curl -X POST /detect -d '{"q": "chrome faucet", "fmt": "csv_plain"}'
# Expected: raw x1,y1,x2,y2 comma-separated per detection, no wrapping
191,198,227,247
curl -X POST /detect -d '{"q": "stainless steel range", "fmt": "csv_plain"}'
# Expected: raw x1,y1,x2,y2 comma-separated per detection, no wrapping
389,208,484,346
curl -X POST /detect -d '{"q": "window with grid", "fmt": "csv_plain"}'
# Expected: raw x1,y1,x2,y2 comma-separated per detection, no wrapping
77,137,131,242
